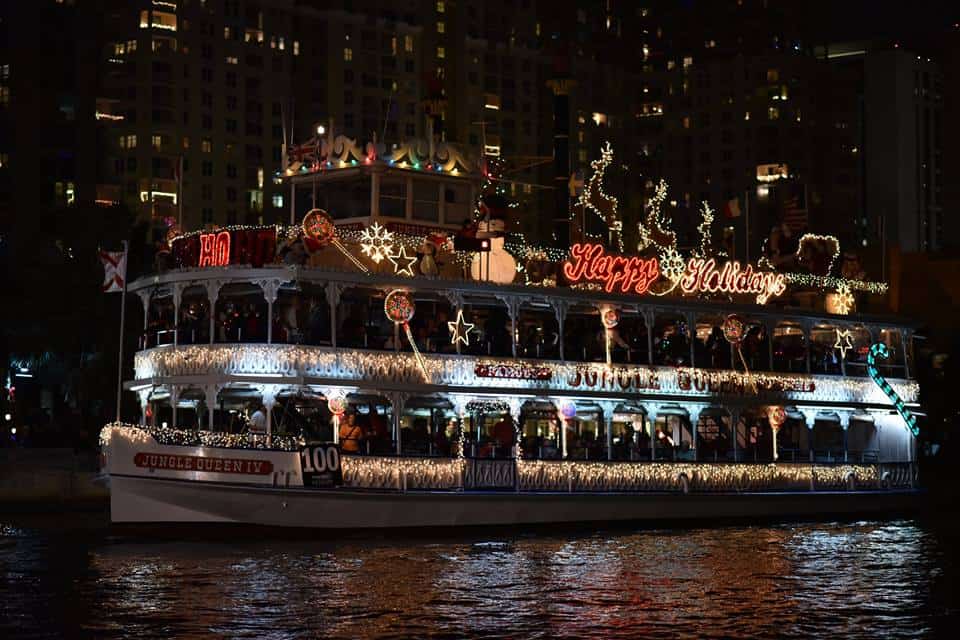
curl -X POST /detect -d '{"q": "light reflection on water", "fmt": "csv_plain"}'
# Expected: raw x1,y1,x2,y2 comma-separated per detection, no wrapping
0,516,957,638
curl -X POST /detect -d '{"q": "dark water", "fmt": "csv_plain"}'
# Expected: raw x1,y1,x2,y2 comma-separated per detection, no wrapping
1,514,959,639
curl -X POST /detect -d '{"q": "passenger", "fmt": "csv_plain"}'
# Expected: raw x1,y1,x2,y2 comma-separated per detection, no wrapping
338,414,363,453
248,403,267,436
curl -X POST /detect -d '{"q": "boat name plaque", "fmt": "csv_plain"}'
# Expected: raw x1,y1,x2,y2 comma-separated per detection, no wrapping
133,452,274,475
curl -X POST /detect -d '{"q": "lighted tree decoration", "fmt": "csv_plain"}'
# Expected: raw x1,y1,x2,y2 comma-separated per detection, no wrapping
302,208,369,272
384,289,428,381
578,141,623,251
767,405,787,461
693,202,715,259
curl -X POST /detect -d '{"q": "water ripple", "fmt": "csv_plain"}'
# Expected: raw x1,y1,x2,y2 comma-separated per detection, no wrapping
0,517,957,638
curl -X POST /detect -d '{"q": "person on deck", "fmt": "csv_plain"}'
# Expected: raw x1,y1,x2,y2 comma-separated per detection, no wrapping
249,403,267,436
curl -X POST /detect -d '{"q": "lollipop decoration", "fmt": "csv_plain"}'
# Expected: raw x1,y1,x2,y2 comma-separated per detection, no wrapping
600,306,621,367
766,405,787,461
384,289,428,381
327,395,348,444
302,208,370,272
723,313,756,391
867,342,919,436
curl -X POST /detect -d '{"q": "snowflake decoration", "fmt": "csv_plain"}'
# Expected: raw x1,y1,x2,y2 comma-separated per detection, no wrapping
660,247,686,282
834,284,854,315
359,222,394,263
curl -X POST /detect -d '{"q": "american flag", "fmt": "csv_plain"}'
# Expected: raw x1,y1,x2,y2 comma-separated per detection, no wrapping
782,188,807,234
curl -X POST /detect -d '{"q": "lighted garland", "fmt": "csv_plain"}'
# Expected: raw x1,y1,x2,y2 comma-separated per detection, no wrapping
101,423,304,451
867,343,918,436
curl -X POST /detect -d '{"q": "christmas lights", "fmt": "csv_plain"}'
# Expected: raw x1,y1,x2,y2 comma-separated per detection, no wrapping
834,328,854,360
680,258,787,305
562,243,660,294
447,309,475,346
359,222,394,264
134,344,919,406
387,245,418,276
578,141,624,251
867,343,919,436
693,202,715,259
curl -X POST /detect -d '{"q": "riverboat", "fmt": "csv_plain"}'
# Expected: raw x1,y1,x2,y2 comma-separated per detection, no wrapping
101,133,921,529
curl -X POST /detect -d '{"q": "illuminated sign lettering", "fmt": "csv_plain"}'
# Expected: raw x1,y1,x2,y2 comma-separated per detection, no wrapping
563,243,660,294
680,258,787,304
198,230,231,266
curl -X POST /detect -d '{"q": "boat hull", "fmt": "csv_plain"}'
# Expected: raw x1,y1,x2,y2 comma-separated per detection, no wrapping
109,474,921,530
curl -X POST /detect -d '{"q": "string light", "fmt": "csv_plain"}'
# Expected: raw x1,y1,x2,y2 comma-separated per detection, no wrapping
359,222,394,263
387,245,418,276
694,201,715,259
868,343,919,436
834,284,854,315
834,328,854,360
447,309,475,346
796,233,840,275
577,141,623,252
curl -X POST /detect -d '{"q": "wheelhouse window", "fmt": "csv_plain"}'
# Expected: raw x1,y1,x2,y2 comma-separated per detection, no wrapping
772,321,806,372
412,180,439,221
379,177,406,218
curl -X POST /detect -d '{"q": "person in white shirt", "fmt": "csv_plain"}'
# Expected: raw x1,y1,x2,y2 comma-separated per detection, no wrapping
249,403,267,436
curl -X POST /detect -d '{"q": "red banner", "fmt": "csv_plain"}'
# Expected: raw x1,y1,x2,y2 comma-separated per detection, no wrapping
134,453,274,475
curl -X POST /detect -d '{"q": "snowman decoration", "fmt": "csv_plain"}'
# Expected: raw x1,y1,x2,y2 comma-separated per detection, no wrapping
470,217,516,284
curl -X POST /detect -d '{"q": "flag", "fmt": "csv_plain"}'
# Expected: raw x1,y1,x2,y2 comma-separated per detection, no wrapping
723,196,741,219
100,248,127,292
782,187,807,233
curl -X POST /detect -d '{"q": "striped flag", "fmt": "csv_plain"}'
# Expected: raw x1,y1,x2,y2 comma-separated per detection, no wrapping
782,186,807,234
99,248,127,292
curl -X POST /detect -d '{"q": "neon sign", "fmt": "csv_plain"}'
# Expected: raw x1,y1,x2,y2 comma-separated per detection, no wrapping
563,243,660,294
680,258,787,304
198,231,231,267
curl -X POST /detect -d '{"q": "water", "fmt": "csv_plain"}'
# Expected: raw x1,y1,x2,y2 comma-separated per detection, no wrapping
1,514,958,638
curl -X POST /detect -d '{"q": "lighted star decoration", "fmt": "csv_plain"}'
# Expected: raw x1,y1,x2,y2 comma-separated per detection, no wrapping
359,222,394,263
447,309,475,347
387,245,418,276
834,284,854,315
834,328,855,360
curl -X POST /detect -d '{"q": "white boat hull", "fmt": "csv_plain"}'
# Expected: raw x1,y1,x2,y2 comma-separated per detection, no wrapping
109,474,921,530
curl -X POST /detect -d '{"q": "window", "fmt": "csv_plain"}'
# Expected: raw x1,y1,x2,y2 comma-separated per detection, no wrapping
437,1,445,13
201,184,212,200
226,56,238,64
768,106,779,120
0,86,9,107
437,22,445,33
272,193,284,208
767,69,779,82
379,177,406,217
226,187,237,202
201,138,212,153
343,47,353,61
682,116,691,129
202,160,213,176
202,208,213,223
404,35,413,53
151,134,163,151
182,136,189,150
293,40,300,56
484,94,500,110
436,46,445,59
226,163,237,178
119,134,137,149
0,152,9,168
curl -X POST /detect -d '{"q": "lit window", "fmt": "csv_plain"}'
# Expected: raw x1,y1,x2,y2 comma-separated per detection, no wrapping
436,46,445,59
0,86,9,107
127,39,137,52
343,47,353,61
140,10,149,28
744,111,750,121
224,26,231,39
151,11,177,31
113,43,125,56
404,35,414,53
682,116,691,129
484,94,500,110
293,40,300,56
152,134,162,150
270,36,277,49
437,22,445,34
437,0,445,13
578,149,588,162
278,37,285,51
201,138,212,153
591,112,608,126
667,60,676,70
182,136,189,149
683,56,693,69
795,109,801,122
535,23,540,36
0,152,8,168
257,167,264,189
767,69,779,82
272,194,284,208
768,106,779,120
226,56,238,64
